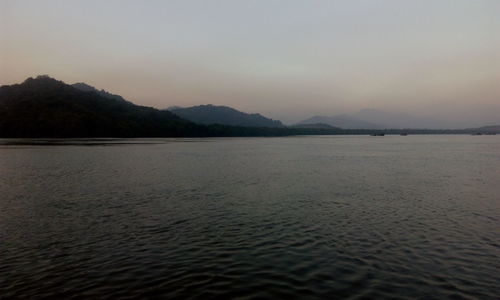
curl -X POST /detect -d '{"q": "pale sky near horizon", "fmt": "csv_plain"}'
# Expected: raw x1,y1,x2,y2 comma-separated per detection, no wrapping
1,0,499,126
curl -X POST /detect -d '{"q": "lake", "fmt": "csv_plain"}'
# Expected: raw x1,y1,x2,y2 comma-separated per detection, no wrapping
1,135,499,299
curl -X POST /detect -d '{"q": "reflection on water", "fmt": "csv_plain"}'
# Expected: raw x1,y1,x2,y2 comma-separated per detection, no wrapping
1,135,499,299
0,138,215,146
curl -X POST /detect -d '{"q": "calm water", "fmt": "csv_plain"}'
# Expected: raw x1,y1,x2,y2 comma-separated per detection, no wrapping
1,136,499,299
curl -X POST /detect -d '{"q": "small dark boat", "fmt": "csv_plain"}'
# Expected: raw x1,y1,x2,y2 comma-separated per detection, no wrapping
370,133,385,136
400,133,408,136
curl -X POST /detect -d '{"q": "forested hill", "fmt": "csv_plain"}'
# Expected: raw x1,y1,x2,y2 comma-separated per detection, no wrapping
0,76,207,137
169,105,284,127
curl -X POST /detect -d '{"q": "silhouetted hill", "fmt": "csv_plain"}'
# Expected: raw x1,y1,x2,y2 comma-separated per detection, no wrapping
291,123,340,129
298,115,382,129
0,76,206,137
169,105,284,127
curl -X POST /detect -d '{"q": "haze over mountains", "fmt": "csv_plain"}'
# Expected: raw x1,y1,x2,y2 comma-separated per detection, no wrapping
1,76,498,138
298,115,382,130
298,109,450,129
3,2,499,131
166,105,486,130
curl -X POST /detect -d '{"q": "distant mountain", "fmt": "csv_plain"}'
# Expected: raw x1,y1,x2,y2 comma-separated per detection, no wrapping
297,115,382,129
169,104,284,128
2,76,492,137
298,109,450,129
291,123,340,129
352,109,448,129
165,105,184,111
0,75,206,137
474,125,500,133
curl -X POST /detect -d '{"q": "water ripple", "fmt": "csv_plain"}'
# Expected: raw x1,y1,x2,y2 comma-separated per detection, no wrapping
1,136,499,299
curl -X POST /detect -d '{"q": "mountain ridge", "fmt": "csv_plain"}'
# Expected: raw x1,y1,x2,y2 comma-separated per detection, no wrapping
297,115,383,129
297,109,450,129
0,76,345,137
1,76,498,137
0,76,206,137
71,82,133,105
168,104,284,128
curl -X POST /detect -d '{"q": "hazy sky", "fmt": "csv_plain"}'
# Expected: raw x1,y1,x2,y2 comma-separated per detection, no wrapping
1,0,499,126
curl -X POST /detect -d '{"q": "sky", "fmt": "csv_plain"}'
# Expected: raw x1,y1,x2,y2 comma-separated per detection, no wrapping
1,0,500,126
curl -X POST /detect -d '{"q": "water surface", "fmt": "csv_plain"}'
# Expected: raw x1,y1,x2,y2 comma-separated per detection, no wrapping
1,135,499,299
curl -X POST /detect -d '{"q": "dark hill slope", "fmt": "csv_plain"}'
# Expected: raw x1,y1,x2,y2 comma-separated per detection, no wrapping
170,105,284,127
0,76,204,137
71,82,133,105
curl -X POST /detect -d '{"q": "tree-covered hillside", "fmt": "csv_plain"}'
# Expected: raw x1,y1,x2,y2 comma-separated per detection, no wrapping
169,105,284,128
0,76,207,137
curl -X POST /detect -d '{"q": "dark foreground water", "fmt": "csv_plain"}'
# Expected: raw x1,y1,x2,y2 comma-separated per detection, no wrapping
1,136,499,299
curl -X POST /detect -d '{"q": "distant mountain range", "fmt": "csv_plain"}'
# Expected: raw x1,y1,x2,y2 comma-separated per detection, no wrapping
472,125,500,133
0,76,341,137
298,115,382,129
168,105,284,128
297,109,449,129
1,76,498,137
291,123,340,129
